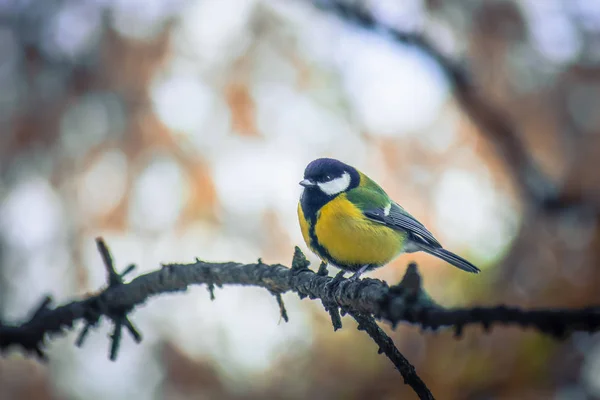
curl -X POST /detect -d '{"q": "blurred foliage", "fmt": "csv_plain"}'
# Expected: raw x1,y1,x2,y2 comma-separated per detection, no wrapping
1,0,600,399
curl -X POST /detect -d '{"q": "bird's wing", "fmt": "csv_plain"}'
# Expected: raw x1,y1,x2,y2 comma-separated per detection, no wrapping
363,202,442,248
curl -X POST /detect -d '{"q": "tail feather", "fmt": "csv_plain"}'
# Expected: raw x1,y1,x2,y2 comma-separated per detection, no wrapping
421,247,480,274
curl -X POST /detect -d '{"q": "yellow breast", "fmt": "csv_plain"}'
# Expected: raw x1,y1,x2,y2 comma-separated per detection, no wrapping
297,202,312,252
313,194,406,267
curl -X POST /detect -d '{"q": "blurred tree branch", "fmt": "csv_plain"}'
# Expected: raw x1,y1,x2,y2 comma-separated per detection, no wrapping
350,311,434,400
311,0,598,213
2,238,600,399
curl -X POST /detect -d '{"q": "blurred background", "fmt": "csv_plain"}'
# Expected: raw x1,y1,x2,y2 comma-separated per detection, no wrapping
1,0,600,398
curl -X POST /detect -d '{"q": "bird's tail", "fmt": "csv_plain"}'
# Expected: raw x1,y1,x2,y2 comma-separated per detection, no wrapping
421,247,480,274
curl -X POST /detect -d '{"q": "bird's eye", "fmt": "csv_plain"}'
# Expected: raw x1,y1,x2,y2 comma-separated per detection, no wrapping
324,174,332,181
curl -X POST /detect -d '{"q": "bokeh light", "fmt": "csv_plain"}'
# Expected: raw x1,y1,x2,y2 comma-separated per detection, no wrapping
1,0,599,399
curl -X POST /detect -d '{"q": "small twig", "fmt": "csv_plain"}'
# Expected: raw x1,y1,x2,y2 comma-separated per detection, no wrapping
317,262,329,276
350,311,434,400
123,317,142,343
291,246,311,271
270,291,289,323
76,238,143,360
109,318,123,361
321,300,343,331
75,324,92,348
207,283,216,300
96,238,120,287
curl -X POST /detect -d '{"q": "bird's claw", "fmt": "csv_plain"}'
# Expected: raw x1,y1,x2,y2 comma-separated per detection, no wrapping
348,271,362,282
348,265,370,282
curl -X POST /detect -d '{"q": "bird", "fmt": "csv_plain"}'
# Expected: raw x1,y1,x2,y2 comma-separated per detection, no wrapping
297,157,480,280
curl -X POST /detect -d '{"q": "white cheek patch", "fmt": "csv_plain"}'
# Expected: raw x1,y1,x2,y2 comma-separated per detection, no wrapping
318,172,351,196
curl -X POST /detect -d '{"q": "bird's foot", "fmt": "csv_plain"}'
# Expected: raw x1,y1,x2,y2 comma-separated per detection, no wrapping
325,270,346,292
348,272,362,282
348,265,370,282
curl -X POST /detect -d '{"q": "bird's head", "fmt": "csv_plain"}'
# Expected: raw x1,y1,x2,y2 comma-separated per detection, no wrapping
299,158,360,197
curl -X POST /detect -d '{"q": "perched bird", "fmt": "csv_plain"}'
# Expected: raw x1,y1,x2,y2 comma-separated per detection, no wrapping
297,158,480,280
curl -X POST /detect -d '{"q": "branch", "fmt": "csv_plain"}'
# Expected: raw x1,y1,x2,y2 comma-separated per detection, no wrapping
2,242,599,353
350,311,434,400
2,240,600,399
310,0,594,212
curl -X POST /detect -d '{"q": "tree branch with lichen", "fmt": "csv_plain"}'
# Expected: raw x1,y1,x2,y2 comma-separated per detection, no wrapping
1,238,600,399
310,0,600,214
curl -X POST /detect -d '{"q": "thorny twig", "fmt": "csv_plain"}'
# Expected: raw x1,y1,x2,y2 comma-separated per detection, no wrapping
2,240,600,399
350,311,434,400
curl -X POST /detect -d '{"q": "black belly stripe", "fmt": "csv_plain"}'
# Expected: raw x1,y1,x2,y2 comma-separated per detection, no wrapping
300,188,361,270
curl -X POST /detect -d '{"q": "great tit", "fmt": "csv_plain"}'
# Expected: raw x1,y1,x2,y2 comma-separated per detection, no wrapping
297,158,480,280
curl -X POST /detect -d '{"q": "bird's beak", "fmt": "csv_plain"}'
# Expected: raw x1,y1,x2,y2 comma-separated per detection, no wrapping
299,179,316,188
